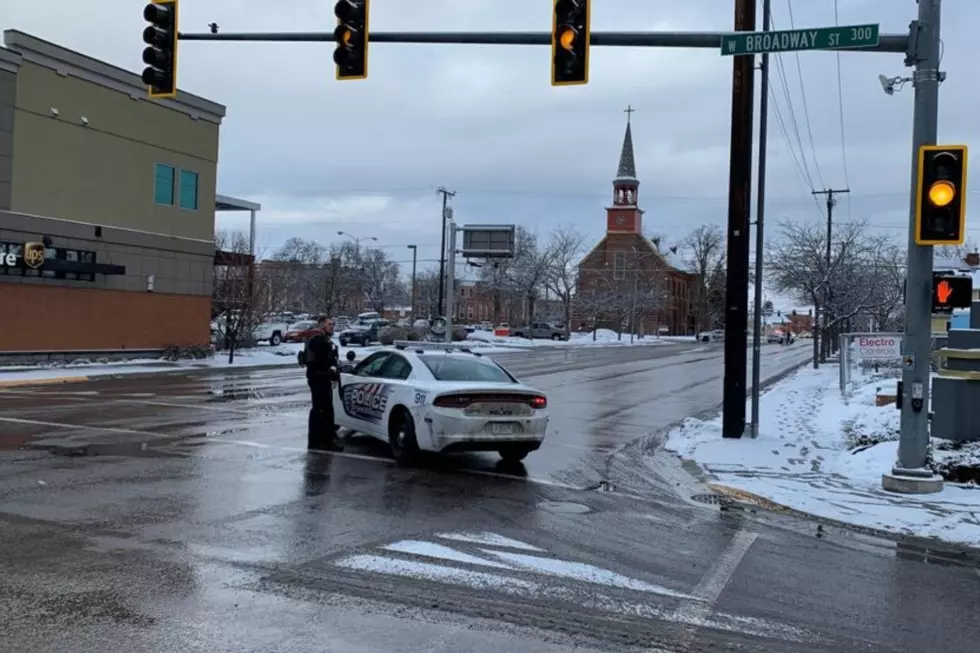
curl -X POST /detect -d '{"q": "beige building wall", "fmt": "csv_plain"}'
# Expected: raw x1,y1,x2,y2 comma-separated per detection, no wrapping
3,30,224,242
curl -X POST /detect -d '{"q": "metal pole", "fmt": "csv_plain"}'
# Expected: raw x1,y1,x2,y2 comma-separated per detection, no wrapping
630,251,639,345
750,0,771,439
722,0,756,439
892,0,943,486
408,245,417,318
444,224,457,343
436,187,454,317
177,30,910,53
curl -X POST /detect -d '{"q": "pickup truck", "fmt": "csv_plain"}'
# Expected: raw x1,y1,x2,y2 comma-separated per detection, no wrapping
510,322,567,341
252,320,289,346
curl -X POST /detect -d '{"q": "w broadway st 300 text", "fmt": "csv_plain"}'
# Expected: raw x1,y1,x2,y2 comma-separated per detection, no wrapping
721,24,880,56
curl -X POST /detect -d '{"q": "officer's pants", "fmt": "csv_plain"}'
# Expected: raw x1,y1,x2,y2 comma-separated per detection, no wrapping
307,380,336,449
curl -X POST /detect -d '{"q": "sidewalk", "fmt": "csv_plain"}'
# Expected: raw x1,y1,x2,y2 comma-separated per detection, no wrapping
662,364,980,548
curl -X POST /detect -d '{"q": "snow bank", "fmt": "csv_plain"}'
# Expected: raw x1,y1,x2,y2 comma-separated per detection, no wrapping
0,338,518,384
664,365,980,547
467,328,685,348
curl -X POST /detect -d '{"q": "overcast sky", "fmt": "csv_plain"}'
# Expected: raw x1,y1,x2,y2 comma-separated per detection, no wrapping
7,0,980,307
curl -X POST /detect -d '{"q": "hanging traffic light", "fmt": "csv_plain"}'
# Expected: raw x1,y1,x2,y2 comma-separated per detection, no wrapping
142,0,179,99
551,0,591,86
334,0,369,81
915,145,968,245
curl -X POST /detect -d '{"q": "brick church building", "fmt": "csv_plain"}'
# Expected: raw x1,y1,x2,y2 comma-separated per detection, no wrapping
574,113,697,336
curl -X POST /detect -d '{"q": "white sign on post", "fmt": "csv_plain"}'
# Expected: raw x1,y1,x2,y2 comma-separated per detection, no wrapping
856,335,902,359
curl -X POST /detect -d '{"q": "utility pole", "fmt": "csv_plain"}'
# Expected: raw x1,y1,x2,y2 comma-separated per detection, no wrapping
407,244,418,318
812,188,849,364
887,0,945,493
749,0,772,438
721,0,756,439
436,187,455,318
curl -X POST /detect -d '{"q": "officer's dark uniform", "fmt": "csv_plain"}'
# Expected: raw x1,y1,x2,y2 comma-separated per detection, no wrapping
304,328,342,451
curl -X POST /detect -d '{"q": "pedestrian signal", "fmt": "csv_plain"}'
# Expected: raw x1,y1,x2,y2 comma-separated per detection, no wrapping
931,274,972,312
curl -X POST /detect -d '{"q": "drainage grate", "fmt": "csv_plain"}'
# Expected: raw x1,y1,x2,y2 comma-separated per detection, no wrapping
690,493,736,506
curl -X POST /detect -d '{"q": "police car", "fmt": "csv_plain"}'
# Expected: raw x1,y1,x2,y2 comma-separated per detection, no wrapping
333,341,549,464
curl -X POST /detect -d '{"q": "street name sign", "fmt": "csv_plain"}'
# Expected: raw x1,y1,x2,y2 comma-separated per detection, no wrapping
721,24,880,56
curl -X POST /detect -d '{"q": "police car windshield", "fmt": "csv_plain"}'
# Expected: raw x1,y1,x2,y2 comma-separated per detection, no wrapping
420,355,514,383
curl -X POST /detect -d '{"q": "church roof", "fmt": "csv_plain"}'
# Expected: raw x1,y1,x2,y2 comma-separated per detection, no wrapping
615,121,637,181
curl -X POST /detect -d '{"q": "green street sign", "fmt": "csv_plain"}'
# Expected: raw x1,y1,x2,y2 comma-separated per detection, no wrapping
721,24,880,56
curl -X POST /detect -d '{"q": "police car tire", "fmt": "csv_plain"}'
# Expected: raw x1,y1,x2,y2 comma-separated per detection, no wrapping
389,409,420,464
498,445,532,463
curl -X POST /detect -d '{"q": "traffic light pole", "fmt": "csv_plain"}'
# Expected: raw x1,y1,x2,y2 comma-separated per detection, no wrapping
886,0,945,494
176,30,909,52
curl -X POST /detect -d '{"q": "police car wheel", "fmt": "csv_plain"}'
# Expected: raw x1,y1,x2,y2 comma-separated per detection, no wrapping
389,409,420,464
498,444,532,463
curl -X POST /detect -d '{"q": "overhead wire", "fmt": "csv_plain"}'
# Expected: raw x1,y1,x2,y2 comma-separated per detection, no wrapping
832,0,853,220
785,0,827,189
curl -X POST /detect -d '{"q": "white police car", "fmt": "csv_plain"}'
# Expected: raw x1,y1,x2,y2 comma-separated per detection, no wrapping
333,342,549,464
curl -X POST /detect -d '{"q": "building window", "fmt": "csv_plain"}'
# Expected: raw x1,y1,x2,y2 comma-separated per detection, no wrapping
613,251,626,280
155,164,175,205
179,170,199,210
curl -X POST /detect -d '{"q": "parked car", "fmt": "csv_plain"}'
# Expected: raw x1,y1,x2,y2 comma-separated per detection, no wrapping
339,319,389,347
479,321,494,331
283,320,320,343
698,329,726,343
253,319,289,346
510,322,566,341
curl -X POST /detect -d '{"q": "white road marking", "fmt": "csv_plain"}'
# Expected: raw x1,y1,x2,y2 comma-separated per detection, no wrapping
436,532,546,552
333,531,816,643
0,415,156,437
383,540,514,569
668,528,758,650
0,389,301,416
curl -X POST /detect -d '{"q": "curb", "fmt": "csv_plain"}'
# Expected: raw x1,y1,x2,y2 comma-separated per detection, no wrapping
0,375,90,388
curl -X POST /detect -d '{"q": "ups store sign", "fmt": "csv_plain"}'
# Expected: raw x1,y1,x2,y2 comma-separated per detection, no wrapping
1,241,125,277
1,242,46,269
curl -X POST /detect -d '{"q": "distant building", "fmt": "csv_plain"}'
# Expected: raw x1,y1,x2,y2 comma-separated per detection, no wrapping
574,113,696,335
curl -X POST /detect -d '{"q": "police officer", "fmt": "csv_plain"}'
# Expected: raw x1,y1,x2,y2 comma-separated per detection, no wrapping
303,315,343,451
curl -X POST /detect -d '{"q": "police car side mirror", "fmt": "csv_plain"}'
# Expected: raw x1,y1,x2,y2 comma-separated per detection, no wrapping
346,350,356,362
340,363,355,374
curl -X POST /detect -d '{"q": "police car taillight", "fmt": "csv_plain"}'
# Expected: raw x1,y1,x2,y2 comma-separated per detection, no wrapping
531,395,547,409
434,395,473,408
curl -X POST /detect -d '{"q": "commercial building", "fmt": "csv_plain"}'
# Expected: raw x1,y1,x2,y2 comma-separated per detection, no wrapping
0,30,251,354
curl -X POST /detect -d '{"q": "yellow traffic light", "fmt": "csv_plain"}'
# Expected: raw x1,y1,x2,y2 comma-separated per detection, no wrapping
915,145,968,246
558,26,577,51
142,0,179,99
551,0,590,86
928,180,955,207
334,0,369,81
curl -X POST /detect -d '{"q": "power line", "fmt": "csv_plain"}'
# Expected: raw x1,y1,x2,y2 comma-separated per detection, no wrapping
833,0,853,220
785,0,826,189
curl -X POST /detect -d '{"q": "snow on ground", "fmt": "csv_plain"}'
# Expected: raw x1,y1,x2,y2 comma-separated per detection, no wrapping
664,365,980,547
467,328,693,349
0,338,518,385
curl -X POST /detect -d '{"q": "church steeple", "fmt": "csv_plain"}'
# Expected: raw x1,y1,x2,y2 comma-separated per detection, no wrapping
607,106,642,234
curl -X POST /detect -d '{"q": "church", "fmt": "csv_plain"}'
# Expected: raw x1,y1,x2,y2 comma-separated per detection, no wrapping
574,111,697,336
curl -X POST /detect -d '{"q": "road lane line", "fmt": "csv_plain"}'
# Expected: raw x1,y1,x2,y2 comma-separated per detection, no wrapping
668,529,758,650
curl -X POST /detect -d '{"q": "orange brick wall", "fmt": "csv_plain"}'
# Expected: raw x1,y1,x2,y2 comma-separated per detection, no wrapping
0,284,211,351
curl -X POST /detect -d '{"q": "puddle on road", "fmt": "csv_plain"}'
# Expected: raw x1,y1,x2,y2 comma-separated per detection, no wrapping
25,439,191,459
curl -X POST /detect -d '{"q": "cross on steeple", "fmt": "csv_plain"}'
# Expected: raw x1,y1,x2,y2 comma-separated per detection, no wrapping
624,105,635,124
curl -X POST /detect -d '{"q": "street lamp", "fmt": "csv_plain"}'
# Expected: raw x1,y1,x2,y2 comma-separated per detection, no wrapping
407,245,418,319
337,231,378,249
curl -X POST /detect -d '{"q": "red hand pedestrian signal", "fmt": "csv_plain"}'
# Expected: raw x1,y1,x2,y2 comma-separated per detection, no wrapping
936,280,953,305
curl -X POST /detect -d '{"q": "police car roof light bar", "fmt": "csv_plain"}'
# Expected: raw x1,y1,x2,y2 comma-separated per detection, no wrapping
392,340,482,355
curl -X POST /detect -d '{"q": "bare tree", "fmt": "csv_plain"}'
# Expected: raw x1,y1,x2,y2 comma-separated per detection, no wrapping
766,218,902,364
543,225,586,332
683,224,726,331
572,276,620,341
411,267,442,319
504,227,552,322
213,230,264,363
934,240,979,265
361,247,403,312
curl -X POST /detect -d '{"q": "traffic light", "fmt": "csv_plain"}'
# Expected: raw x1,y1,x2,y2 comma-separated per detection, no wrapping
551,0,591,86
334,0,369,81
142,0,179,99
915,144,968,245
931,273,973,312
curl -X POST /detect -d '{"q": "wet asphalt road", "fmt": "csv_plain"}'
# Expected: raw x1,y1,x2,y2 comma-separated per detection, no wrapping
1,341,978,652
